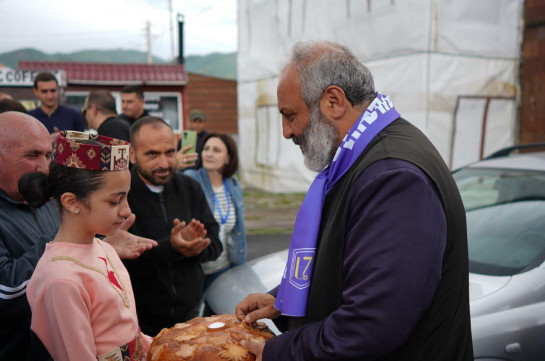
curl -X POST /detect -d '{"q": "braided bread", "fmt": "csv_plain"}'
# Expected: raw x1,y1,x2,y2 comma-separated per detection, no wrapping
148,314,275,361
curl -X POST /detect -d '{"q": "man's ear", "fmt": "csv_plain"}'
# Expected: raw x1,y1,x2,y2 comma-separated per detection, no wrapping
60,192,80,214
319,85,348,121
129,147,136,164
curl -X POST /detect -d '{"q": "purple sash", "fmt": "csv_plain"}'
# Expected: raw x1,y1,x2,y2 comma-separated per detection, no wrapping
274,93,400,316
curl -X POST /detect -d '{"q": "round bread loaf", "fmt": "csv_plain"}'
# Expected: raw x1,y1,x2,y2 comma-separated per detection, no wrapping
148,314,275,361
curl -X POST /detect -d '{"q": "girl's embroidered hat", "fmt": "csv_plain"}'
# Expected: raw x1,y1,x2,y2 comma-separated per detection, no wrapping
53,131,130,171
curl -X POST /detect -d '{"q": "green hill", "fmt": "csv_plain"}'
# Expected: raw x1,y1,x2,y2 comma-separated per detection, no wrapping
184,52,236,80
0,48,236,80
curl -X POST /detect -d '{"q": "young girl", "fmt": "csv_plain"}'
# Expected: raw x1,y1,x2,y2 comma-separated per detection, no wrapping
20,131,202,361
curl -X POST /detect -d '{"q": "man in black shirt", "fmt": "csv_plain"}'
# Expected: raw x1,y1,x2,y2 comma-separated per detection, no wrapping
83,90,130,142
119,85,149,125
125,116,221,335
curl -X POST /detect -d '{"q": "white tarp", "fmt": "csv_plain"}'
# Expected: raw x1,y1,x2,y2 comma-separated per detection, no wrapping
237,0,522,192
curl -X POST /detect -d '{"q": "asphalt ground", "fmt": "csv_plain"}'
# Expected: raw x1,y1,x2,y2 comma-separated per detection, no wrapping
246,234,291,261
242,189,302,260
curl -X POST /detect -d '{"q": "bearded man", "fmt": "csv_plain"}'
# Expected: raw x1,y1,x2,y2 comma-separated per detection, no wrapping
235,41,473,361
124,116,221,336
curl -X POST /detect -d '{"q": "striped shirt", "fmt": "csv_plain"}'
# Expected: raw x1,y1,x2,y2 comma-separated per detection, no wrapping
201,186,236,274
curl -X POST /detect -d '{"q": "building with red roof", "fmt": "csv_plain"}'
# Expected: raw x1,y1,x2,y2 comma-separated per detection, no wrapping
14,60,188,131
1,60,238,135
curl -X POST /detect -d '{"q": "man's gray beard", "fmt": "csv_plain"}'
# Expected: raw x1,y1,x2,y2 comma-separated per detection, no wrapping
297,107,339,173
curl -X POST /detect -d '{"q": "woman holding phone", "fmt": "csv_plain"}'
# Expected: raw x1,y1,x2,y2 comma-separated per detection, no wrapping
184,133,246,288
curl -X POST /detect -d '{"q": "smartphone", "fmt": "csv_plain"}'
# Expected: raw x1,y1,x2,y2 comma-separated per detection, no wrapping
181,130,197,154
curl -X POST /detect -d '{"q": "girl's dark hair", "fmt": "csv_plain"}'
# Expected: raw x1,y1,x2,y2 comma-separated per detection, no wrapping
195,133,239,178
19,159,106,210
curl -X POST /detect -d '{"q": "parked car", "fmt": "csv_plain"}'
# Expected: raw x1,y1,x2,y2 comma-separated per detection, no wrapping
204,144,545,360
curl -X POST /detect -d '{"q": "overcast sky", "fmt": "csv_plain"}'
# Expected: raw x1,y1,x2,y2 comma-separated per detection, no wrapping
0,0,237,60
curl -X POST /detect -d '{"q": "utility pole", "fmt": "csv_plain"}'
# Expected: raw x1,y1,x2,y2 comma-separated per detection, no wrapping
169,0,175,62
146,20,152,64
177,13,185,64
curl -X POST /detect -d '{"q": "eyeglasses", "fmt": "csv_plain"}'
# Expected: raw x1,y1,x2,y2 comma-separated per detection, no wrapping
81,107,88,117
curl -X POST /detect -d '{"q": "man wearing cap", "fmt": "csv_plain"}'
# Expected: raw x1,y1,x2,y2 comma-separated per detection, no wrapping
0,111,157,361
189,109,209,154
176,109,209,171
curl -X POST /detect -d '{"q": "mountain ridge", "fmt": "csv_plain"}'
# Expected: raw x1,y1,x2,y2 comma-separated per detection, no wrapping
0,48,236,80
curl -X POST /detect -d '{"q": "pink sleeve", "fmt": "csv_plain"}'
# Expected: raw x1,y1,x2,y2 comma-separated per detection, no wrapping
141,332,154,351
31,279,97,361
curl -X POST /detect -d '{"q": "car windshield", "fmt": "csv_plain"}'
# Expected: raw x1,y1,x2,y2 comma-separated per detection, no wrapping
454,168,545,276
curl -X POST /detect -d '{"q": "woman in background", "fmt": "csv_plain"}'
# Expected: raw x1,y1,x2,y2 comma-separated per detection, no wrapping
185,133,246,288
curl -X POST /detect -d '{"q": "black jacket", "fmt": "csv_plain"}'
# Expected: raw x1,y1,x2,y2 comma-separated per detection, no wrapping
119,109,150,126
124,169,221,336
0,190,57,361
267,118,473,360
97,116,131,142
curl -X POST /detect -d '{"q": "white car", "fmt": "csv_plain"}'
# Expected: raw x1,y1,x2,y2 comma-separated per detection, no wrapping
205,144,545,360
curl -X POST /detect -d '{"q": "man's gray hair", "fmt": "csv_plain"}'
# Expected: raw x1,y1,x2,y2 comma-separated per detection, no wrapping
290,41,376,110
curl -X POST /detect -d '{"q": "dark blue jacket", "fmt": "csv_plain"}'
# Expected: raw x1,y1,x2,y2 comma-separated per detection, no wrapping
28,105,84,133
0,190,58,361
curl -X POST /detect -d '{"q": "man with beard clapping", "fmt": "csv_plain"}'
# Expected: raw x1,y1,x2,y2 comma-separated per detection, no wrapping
124,116,222,336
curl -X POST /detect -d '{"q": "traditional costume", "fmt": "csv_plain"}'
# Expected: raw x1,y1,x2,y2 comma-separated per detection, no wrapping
26,131,151,361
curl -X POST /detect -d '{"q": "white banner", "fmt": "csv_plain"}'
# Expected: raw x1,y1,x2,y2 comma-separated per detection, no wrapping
237,0,523,192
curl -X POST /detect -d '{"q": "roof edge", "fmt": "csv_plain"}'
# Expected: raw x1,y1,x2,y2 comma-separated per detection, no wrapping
68,79,187,86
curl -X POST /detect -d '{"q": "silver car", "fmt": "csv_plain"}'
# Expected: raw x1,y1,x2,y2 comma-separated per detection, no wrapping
205,144,545,360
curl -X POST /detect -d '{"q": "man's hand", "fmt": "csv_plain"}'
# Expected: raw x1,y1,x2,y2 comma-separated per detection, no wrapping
235,293,281,325
241,340,264,361
170,218,211,257
176,144,198,171
104,214,158,259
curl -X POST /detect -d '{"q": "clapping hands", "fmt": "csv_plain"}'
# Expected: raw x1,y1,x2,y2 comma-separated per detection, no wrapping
170,218,211,257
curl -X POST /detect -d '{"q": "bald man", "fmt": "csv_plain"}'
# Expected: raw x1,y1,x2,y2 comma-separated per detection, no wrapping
0,112,157,360
0,112,57,360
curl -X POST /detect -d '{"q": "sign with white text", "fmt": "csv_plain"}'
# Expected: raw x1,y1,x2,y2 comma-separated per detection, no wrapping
0,68,67,87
